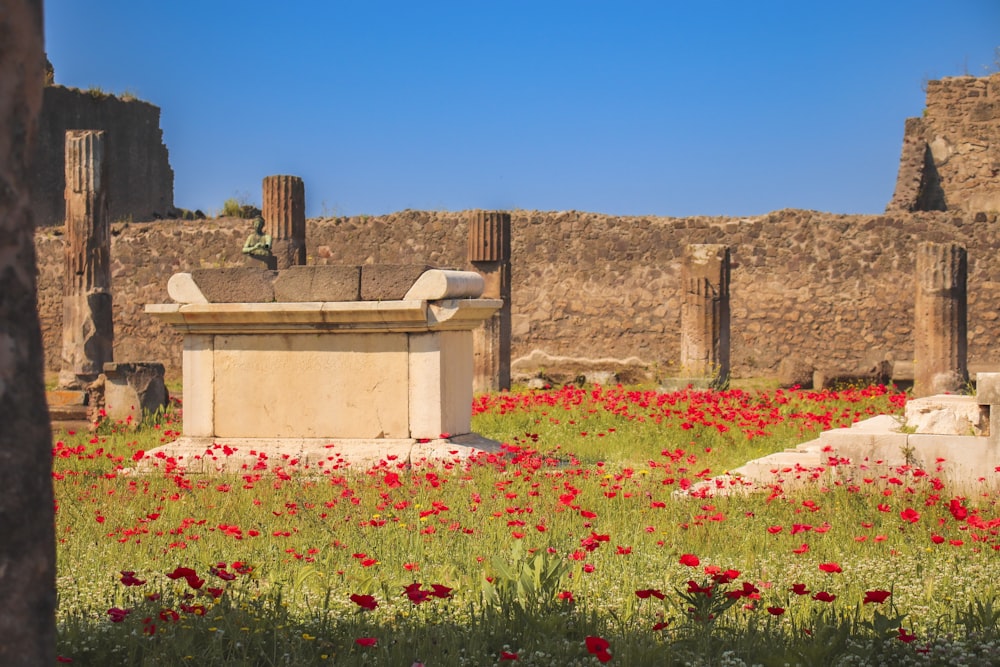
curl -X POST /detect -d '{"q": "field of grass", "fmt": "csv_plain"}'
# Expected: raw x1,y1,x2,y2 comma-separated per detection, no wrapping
51,384,1000,666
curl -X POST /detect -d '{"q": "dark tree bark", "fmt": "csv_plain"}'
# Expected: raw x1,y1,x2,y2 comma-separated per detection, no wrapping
0,1,57,665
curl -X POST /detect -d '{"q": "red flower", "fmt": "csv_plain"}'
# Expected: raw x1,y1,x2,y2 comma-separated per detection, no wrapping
429,584,453,599
355,637,378,647
792,543,809,554
350,593,378,610
557,590,575,603
635,588,665,600
897,627,917,643
766,606,785,616
106,607,130,623
899,508,921,524
166,566,205,590
818,562,842,574
500,651,518,660
679,553,700,567
863,590,891,604
790,583,810,596
812,591,836,602
585,636,612,663
767,525,783,534
119,571,146,586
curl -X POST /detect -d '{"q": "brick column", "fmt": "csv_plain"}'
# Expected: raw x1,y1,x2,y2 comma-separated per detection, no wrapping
262,174,306,269
59,130,113,389
914,242,968,397
468,210,511,392
680,244,730,387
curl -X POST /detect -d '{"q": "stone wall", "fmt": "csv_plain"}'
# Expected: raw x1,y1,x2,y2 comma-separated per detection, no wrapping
33,209,1000,383
30,85,174,227
888,72,1000,213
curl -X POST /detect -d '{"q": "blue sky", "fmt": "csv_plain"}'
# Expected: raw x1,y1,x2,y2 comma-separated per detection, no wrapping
44,1,999,218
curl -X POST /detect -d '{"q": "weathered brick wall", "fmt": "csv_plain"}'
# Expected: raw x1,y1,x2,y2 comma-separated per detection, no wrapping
888,72,1000,213
33,209,1000,382
30,85,174,227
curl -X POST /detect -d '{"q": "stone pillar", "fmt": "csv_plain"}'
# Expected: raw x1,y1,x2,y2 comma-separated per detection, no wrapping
468,210,511,392
262,175,306,269
680,244,730,387
914,242,968,397
0,2,57,664
59,130,113,389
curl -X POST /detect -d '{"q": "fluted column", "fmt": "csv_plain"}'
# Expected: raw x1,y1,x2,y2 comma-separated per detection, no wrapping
680,244,730,388
59,130,113,388
914,242,968,397
262,174,306,269
468,210,511,392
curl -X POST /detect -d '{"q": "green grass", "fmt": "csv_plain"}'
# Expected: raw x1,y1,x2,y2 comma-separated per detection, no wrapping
51,385,1000,666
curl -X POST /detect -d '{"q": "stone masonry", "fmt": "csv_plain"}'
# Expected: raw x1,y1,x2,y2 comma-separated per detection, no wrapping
913,242,968,397
30,208,1000,383
59,130,113,389
262,175,306,269
679,244,730,385
467,210,512,392
888,72,1000,213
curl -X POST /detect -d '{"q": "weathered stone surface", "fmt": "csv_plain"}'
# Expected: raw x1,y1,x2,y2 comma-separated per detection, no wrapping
468,210,512,392
96,362,168,424
272,265,360,302
904,395,986,435
0,2,57,664
28,207,1000,382
262,174,305,269
190,267,276,303
914,242,968,397
468,210,511,262
680,244,730,385
30,85,174,227
888,72,1000,213
360,264,432,300
59,130,113,389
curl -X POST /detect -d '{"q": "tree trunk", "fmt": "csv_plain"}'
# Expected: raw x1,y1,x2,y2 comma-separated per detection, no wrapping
0,1,57,665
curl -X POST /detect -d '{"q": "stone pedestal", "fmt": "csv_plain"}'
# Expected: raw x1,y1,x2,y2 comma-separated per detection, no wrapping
914,242,967,397
93,362,169,425
145,267,501,470
59,130,113,389
468,210,511,392
679,244,730,387
262,175,305,269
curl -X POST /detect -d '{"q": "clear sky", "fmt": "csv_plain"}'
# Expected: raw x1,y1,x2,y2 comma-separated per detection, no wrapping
44,1,999,219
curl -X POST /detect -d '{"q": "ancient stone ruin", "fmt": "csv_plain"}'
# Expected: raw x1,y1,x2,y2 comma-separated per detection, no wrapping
261,174,306,269
143,265,501,469
679,244,730,387
467,210,512,392
887,72,1000,213
59,130,113,389
913,242,968,397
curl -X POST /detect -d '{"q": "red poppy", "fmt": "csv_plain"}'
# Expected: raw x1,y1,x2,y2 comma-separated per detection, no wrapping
900,508,921,524
812,591,836,602
818,562,842,574
635,588,665,600
355,637,378,647
766,606,785,616
106,607,130,623
897,627,917,643
863,590,891,604
585,636,612,663
500,651,518,660
790,583,810,595
119,571,146,586
679,553,700,567
350,593,378,610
